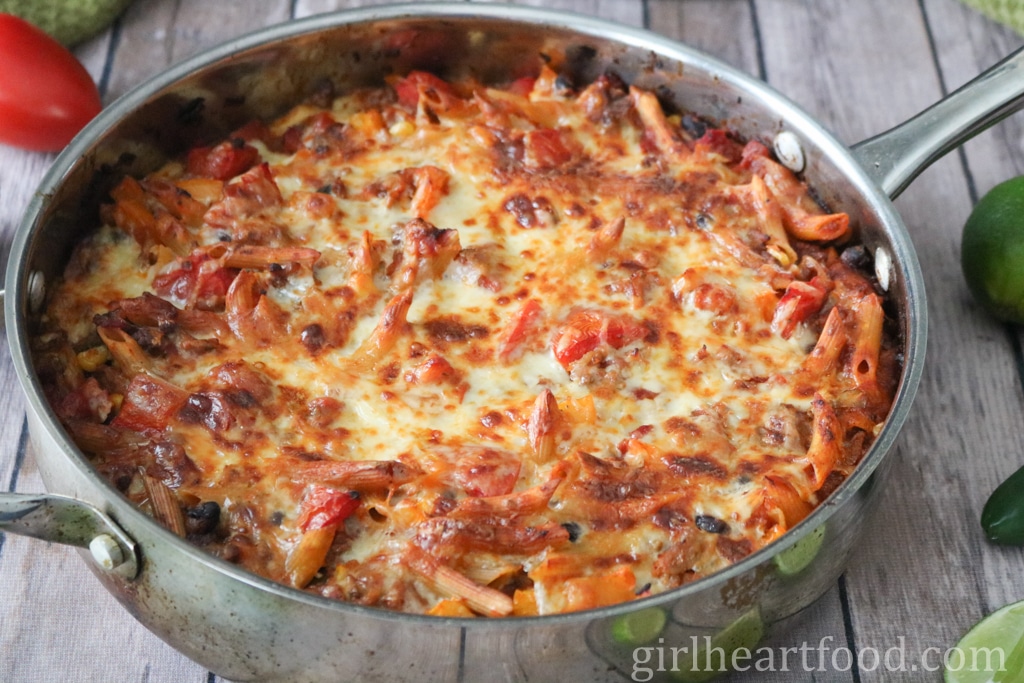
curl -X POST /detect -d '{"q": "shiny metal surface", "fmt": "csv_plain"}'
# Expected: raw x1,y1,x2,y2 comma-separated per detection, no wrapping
0,493,137,578
852,46,1024,198
2,2,994,680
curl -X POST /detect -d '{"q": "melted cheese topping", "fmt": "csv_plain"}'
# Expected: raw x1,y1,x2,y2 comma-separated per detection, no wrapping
35,69,897,617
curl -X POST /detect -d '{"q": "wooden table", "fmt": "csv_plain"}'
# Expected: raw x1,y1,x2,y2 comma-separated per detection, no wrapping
2,0,1023,681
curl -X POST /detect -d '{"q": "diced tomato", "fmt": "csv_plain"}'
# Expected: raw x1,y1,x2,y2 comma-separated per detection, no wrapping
153,263,196,301
281,124,303,154
506,76,536,98
56,378,112,422
452,447,521,497
772,277,828,339
196,265,240,309
523,129,575,170
694,128,743,163
187,139,261,181
498,299,542,361
392,71,460,110
297,485,360,532
153,252,238,308
551,309,649,368
112,374,188,433
739,139,772,169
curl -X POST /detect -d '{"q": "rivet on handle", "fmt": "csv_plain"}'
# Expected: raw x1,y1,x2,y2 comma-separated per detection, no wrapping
874,246,893,292
89,534,126,571
28,271,46,314
773,131,805,174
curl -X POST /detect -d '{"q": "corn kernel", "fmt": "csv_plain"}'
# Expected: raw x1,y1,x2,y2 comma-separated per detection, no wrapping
389,119,415,138
76,346,111,372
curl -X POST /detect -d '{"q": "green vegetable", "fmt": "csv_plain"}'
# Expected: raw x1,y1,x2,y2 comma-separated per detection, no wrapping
611,607,667,645
945,599,1024,683
773,524,825,577
0,0,133,47
670,608,764,682
960,176,1024,323
982,463,1024,545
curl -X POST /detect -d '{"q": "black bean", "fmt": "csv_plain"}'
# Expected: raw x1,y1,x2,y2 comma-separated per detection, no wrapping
840,245,870,270
561,521,583,542
695,514,729,534
185,501,221,536
680,114,708,139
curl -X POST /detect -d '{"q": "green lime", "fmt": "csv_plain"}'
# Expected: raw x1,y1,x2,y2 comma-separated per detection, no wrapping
773,525,826,577
945,599,1024,683
671,608,764,682
611,606,668,645
0,0,133,47
961,176,1024,324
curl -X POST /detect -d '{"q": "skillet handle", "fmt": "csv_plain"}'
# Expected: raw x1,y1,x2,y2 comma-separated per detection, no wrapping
0,493,139,579
851,46,1024,199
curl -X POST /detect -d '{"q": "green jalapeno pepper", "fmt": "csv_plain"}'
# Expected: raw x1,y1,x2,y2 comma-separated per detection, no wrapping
982,463,1024,545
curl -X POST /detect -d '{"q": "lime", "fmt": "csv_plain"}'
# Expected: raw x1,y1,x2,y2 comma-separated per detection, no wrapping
945,599,1024,683
773,525,826,577
0,0,133,47
961,176,1024,324
671,608,765,682
611,606,668,645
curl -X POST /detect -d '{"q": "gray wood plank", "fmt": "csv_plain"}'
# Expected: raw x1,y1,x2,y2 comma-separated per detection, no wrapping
647,0,761,77
924,0,1024,621
103,0,292,101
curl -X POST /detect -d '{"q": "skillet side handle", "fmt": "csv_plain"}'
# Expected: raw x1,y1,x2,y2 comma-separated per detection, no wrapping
851,46,1024,200
0,493,139,579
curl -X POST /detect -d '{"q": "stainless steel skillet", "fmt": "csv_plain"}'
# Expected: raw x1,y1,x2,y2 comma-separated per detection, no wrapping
0,3,1021,681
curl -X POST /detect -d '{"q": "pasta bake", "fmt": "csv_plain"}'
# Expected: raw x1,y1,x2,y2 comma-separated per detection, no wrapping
33,66,898,617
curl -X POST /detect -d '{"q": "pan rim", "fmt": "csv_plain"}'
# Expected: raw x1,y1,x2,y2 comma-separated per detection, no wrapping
4,1,927,627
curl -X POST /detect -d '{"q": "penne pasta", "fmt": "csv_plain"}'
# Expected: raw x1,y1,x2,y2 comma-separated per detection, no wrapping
805,393,843,489
803,306,848,375
527,389,561,462
142,472,187,537
222,245,321,270
409,166,450,220
286,526,337,589
629,86,688,160
347,289,413,370
97,327,150,376
731,174,797,266
849,293,885,394
587,216,626,261
404,546,513,617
